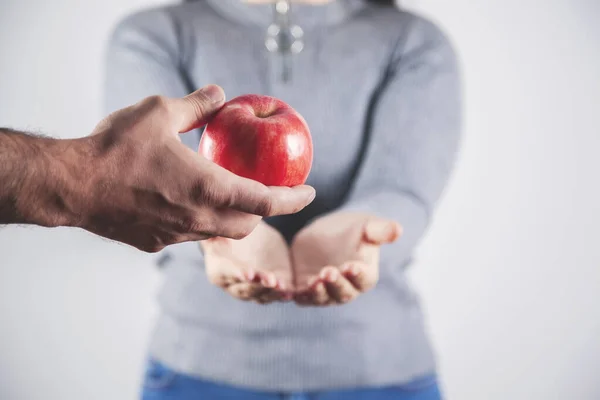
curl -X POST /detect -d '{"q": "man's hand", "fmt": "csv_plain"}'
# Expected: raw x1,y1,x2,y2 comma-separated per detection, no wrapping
290,212,401,306
0,85,316,252
201,222,293,304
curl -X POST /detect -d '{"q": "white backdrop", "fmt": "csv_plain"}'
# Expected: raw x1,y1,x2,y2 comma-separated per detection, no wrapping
1,1,599,399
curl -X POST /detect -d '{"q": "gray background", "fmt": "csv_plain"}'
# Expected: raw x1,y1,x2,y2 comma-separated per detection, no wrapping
1,0,599,399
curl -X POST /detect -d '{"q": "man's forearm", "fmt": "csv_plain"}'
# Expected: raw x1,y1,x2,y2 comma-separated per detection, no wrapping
0,128,90,227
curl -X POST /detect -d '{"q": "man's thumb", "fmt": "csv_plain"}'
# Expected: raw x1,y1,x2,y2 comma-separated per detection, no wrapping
177,85,226,133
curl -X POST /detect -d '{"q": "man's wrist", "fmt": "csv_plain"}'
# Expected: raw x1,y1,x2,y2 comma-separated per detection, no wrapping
0,129,94,227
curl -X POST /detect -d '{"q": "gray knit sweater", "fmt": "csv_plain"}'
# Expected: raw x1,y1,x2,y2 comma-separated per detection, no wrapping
105,0,461,391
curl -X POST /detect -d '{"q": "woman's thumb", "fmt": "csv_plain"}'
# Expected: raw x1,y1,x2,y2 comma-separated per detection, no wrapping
363,217,402,245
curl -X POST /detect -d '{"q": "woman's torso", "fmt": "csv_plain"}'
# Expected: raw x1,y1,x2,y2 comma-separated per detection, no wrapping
146,0,437,390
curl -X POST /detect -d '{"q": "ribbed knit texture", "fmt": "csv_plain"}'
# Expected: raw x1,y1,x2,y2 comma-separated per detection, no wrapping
104,0,461,391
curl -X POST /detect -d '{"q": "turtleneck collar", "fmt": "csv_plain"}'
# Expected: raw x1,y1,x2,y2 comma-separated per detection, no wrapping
204,0,368,29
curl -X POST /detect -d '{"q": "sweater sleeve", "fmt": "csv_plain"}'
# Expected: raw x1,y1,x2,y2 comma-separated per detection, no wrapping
338,17,462,272
104,8,201,149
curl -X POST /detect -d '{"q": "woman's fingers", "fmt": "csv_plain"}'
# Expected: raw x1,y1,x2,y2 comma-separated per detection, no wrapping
294,266,365,306
227,282,255,300
321,266,360,303
205,263,244,288
294,287,314,306
310,281,330,306
219,266,377,305
341,261,377,292
213,261,376,306
296,282,329,306
258,271,278,289
224,270,289,304
255,271,287,303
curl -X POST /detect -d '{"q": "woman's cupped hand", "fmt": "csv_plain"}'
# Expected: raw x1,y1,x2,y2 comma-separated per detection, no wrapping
200,212,401,306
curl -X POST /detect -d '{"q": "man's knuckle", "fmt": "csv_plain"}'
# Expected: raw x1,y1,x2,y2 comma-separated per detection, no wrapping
145,95,172,119
145,95,165,109
254,196,273,216
191,175,222,205
211,176,243,209
230,183,272,215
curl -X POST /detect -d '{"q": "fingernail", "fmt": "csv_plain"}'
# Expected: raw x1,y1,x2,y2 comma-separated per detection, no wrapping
202,84,225,104
307,189,316,204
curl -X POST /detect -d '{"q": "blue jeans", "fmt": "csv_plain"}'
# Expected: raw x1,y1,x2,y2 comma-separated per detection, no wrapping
141,359,442,400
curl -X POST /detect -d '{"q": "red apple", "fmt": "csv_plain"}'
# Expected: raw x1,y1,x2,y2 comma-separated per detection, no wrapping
199,94,313,187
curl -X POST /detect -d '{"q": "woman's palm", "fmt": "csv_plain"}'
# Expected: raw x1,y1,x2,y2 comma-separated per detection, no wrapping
202,222,294,303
